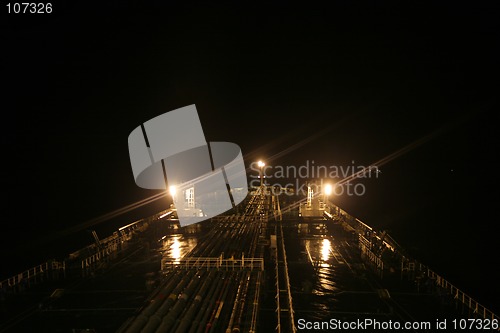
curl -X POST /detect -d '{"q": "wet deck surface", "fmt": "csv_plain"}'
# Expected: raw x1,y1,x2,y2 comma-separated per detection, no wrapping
0,223,170,332
283,219,468,332
1,215,493,332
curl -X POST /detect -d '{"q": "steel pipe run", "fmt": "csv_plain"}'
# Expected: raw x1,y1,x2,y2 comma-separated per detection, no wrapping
173,270,217,333
124,271,182,333
201,221,235,257
190,227,222,257
204,221,252,258
230,272,251,333
248,272,261,333
140,270,197,333
203,274,230,333
190,219,230,257
126,196,267,333
155,271,208,333
215,273,243,333
226,272,251,333
204,272,237,333
207,230,227,255
224,272,246,333
193,273,231,333
186,271,225,333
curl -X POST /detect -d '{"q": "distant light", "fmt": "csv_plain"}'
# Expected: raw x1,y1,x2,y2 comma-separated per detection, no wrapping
169,185,176,196
257,160,265,167
324,184,332,196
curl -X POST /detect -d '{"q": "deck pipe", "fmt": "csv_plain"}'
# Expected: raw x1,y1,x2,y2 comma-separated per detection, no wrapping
173,270,218,333
194,272,231,333
248,272,262,333
224,272,247,333
207,272,240,333
140,270,197,333
154,270,207,333
204,272,236,333
230,272,251,333
187,271,225,333
124,271,182,333
132,211,261,333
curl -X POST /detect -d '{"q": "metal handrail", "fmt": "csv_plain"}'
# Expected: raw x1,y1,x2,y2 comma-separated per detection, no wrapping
279,222,297,333
327,201,500,324
161,256,264,271
0,260,65,291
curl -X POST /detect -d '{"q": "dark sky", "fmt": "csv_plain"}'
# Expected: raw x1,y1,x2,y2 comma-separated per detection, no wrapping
2,1,499,309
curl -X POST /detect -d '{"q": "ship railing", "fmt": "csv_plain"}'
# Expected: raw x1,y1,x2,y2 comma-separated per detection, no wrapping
118,209,165,237
2,209,167,289
279,222,297,333
400,257,500,324
79,228,135,275
399,253,500,322
80,240,120,272
329,201,408,255
78,210,170,275
420,266,500,323
274,233,281,333
70,210,163,262
161,255,264,271
249,271,262,333
0,260,66,292
326,201,500,324
359,241,384,278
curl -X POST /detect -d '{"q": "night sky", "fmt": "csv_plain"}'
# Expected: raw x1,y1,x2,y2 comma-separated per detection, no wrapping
2,1,499,311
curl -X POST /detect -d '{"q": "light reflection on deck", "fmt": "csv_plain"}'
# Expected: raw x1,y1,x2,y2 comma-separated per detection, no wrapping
160,234,197,264
304,237,339,295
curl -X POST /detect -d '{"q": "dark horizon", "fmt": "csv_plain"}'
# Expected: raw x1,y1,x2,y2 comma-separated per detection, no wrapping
2,1,499,312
